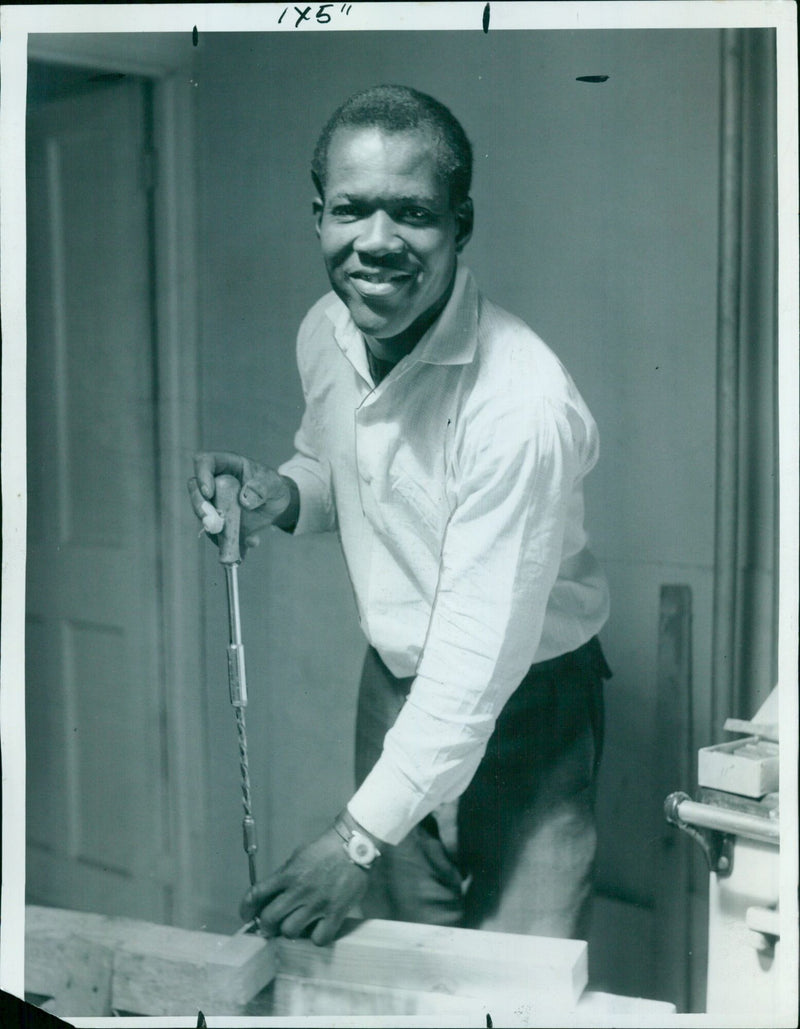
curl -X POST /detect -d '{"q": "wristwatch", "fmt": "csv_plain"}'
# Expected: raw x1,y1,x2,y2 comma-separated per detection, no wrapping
333,809,382,870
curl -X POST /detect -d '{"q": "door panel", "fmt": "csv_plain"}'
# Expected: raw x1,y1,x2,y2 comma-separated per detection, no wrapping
26,77,171,922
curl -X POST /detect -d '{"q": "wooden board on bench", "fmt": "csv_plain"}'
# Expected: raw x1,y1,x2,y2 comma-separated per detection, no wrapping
25,904,587,1018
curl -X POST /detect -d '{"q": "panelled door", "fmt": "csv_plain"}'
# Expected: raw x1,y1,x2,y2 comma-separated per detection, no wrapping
25,76,174,923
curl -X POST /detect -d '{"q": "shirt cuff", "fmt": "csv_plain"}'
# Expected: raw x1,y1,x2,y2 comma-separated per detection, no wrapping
277,456,336,534
346,758,426,846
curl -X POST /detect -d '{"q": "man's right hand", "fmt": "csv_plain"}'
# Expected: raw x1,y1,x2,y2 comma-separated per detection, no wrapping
187,451,299,553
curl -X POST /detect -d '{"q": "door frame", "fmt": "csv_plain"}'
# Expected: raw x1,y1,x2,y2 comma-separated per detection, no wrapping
25,36,206,928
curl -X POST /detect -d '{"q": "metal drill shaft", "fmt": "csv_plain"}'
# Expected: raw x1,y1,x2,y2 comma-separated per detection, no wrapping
225,563,258,887
225,563,247,707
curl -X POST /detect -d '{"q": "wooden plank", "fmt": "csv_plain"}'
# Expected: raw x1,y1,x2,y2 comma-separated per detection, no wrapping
275,918,587,1009
25,906,277,1016
254,977,676,1024
26,906,129,1003
267,975,481,1018
112,924,277,1015
654,584,693,1012
26,907,586,1017
576,990,677,1019
26,935,114,1016
723,717,778,742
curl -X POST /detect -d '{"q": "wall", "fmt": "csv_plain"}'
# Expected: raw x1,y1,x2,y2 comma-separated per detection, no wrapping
191,29,723,1001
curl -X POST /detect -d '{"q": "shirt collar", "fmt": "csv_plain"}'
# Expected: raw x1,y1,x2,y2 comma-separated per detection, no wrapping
325,264,479,378
411,264,479,367
327,296,372,384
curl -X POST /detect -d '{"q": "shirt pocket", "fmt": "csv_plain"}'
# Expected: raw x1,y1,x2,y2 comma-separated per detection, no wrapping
388,463,446,538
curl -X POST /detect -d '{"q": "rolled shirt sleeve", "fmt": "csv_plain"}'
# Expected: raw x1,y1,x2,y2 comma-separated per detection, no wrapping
348,396,584,845
278,406,337,535
277,301,339,536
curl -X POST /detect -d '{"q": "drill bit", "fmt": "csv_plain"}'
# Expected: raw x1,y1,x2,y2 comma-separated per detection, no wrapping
225,561,259,888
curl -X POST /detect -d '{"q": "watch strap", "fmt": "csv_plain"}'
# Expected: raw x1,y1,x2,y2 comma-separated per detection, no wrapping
333,809,382,868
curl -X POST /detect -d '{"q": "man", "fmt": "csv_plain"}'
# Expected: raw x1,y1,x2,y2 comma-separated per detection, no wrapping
189,85,611,947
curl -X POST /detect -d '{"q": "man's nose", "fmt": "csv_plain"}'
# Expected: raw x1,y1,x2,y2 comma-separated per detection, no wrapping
353,211,403,257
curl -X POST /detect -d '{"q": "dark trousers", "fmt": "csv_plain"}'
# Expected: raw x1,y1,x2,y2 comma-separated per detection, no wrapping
355,637,610,939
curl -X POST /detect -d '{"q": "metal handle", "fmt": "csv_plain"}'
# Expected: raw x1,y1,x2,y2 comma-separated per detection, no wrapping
665,792,734,876
665,791,780,878
665,792,779,844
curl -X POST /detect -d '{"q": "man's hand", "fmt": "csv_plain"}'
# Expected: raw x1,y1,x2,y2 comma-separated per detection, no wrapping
239,828,370,946
187,451,299,551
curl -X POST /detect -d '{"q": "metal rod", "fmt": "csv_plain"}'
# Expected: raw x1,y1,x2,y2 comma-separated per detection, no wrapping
672,796,779,845
226,564,243,649
225,564,247,707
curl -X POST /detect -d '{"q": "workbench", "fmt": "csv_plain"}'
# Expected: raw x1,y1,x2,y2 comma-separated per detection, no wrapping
25,905,675,1025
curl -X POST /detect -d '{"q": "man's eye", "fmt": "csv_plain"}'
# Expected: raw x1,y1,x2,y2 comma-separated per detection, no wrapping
401,207,433,224
331,204,362,219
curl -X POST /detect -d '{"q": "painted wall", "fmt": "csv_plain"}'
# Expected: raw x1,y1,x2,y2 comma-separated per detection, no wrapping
191,29,724,1000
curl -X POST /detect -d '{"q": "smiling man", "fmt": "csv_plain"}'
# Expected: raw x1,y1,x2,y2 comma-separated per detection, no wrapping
314,118,472,358
189,85,611,946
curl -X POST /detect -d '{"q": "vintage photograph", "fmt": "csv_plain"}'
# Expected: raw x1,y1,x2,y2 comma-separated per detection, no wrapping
1,2,797,1025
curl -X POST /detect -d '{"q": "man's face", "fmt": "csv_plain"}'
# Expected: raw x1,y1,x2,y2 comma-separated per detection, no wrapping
314,126,472,348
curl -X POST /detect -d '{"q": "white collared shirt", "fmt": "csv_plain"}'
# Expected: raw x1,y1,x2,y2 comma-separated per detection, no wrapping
279,266,609,844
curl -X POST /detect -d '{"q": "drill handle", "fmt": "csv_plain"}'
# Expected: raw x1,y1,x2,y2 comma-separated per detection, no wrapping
213,473,244,566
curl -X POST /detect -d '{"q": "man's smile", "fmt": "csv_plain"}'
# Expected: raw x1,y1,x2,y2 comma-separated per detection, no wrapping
347,268,415,298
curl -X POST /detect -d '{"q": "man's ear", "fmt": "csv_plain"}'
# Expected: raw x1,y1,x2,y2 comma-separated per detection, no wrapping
454,198,474,253
312,171,325,238
312,197,324,238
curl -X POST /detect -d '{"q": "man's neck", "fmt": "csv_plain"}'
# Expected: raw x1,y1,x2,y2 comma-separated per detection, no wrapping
364,334,413,365
363,270,456,370
364,345,395,385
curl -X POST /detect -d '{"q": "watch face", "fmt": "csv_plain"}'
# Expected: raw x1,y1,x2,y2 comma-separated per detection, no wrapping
347,831,378,866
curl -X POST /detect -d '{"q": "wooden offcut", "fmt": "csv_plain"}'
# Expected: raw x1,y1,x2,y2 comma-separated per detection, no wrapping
698,735,779,797
25,906,276,1016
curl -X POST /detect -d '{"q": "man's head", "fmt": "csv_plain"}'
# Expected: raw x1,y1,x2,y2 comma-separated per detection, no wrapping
312,84,473,209
312,85,474,351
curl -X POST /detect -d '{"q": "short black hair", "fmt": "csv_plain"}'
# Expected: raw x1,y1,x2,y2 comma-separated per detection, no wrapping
312,84,473,208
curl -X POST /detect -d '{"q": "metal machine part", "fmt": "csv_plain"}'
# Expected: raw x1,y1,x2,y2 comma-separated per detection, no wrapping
665,789,779,878
664,792,736,877
665,689,783,1017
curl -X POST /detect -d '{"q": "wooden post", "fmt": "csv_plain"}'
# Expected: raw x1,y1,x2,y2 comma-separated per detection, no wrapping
712,27,744,732
654,584,694,1012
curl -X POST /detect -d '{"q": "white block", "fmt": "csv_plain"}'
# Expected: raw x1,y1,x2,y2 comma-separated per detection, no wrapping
698,736,779,798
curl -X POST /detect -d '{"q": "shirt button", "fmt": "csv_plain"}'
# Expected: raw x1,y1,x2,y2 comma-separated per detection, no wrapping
360,467,372,484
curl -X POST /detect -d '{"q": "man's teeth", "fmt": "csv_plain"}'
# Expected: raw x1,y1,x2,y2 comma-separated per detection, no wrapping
354,272,408,282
